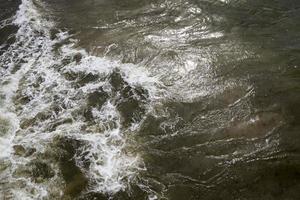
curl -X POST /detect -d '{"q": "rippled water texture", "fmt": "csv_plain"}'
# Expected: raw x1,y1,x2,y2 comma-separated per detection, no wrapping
0,0,300,199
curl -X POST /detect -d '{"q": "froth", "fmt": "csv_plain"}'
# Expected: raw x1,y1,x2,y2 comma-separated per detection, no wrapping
0,0,159,198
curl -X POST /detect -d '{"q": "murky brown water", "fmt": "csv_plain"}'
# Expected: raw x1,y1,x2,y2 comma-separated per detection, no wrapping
0,0,300,199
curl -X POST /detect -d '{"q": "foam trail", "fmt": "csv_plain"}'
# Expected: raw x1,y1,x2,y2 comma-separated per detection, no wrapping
0,0,162,199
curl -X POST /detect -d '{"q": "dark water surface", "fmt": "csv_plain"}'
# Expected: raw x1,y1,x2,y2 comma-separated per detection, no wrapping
0,0,300,199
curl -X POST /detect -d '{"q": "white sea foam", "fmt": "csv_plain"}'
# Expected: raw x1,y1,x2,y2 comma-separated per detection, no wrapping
0,0,162,198
0,112,19,159
75,102,141,193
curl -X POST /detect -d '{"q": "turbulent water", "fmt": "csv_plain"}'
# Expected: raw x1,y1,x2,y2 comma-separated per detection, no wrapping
0,0,300,199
